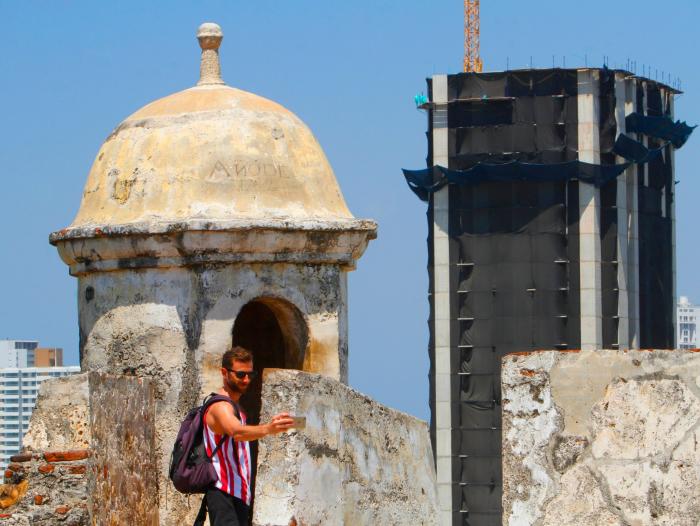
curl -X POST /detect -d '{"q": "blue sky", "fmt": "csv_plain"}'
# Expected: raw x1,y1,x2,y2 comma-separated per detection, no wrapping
1,1,698,419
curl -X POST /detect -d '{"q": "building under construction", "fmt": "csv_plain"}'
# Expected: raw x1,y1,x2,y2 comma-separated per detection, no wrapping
403,68,694,525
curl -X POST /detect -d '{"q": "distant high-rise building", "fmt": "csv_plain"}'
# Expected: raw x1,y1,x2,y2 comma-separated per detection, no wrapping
0,341,38,368
677,296,698,349
0,341,76,466
0,366,80,468
0,341,64,368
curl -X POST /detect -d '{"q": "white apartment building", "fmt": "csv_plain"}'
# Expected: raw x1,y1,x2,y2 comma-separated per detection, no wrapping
0,366,80,467
677,296,699,349
0,340,38,368
0,340,80,467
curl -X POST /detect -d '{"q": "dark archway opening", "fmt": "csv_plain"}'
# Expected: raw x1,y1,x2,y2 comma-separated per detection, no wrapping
231,297,307,520
232,301,286,424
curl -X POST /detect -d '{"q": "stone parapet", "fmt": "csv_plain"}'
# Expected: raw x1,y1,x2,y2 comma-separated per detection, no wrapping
253,369,438,526
502,348,700,526
0,449,90,525
23,373,90,452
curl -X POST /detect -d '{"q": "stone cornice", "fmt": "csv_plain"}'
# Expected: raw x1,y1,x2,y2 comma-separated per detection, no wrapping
50,218,377,276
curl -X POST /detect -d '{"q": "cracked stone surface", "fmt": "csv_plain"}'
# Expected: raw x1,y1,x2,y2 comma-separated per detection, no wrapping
540,465,623,526
551,435,589,473
23,373,90,452
502,349,700,526
591,375,700,459
598,460,700,525
253,369,438,526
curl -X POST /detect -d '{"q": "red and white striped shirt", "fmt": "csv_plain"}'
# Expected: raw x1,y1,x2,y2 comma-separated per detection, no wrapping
203,402,252,505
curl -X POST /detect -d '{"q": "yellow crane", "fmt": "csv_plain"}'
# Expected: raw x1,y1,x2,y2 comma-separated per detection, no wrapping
463,0,483,73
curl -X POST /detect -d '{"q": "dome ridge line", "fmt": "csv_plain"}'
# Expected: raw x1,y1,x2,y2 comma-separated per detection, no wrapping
104,103,296,142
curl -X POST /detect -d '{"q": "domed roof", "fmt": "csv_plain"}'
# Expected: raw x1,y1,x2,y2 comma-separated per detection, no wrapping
66,23,354,233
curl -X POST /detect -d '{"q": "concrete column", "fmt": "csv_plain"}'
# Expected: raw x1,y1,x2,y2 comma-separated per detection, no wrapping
614,73,630,350
641,82,649,187
669,93,678,348
431,74,453,526
577,69,603,350
625,79,641,349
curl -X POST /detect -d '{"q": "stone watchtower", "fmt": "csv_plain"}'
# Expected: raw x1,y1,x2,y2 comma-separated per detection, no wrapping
50,23,376,522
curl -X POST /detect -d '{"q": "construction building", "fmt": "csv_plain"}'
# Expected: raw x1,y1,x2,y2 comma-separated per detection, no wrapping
404,68,693,525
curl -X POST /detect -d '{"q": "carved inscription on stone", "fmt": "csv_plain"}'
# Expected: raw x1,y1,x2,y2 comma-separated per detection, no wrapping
205,159,299,192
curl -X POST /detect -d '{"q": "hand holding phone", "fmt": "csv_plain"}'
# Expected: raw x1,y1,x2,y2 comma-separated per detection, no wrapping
289,416,306,430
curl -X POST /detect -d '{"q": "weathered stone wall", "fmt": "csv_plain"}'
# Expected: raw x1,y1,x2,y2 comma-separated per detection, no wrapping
502,349,700,526
77,262,349,523
253,369,438,525
88,373,158,525
23,374,90,452
0,449,89,525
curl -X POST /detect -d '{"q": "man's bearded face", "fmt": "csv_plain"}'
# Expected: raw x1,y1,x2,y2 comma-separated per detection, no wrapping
225,359,254,394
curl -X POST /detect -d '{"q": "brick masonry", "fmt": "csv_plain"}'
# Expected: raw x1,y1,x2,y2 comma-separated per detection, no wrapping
0,449,90,525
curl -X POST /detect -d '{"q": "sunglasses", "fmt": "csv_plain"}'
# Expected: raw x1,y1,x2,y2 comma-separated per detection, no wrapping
226,368,258,380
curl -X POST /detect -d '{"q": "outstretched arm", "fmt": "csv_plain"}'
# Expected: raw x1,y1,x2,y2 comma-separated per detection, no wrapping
205,401,294,441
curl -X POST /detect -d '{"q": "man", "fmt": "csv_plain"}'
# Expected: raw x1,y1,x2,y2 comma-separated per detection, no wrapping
203,346,294,525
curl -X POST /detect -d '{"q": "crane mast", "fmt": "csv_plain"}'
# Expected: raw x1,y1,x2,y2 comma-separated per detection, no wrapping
463,0,483,73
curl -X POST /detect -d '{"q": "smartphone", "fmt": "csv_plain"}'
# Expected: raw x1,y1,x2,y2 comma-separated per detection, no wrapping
289,416,306,430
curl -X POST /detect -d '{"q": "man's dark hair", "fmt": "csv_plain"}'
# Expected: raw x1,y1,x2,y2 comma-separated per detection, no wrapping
222,346,253,369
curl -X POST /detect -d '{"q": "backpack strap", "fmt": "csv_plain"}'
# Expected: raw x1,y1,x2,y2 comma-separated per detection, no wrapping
202,393,241,419
209,436,226,459
201,394,242,459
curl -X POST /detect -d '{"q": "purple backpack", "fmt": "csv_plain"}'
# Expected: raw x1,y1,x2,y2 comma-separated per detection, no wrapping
169,393,239,494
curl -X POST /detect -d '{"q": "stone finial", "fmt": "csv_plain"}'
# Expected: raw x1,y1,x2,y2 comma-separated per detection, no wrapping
197,23,224,86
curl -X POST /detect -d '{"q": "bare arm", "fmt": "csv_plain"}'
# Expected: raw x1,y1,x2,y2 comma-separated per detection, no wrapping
205,401,293,442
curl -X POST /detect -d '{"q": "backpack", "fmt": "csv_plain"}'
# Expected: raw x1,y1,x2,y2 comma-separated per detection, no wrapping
169,393,239,494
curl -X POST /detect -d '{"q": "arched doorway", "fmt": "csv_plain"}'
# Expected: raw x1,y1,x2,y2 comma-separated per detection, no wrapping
231,297,307,518
231,296,308,423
